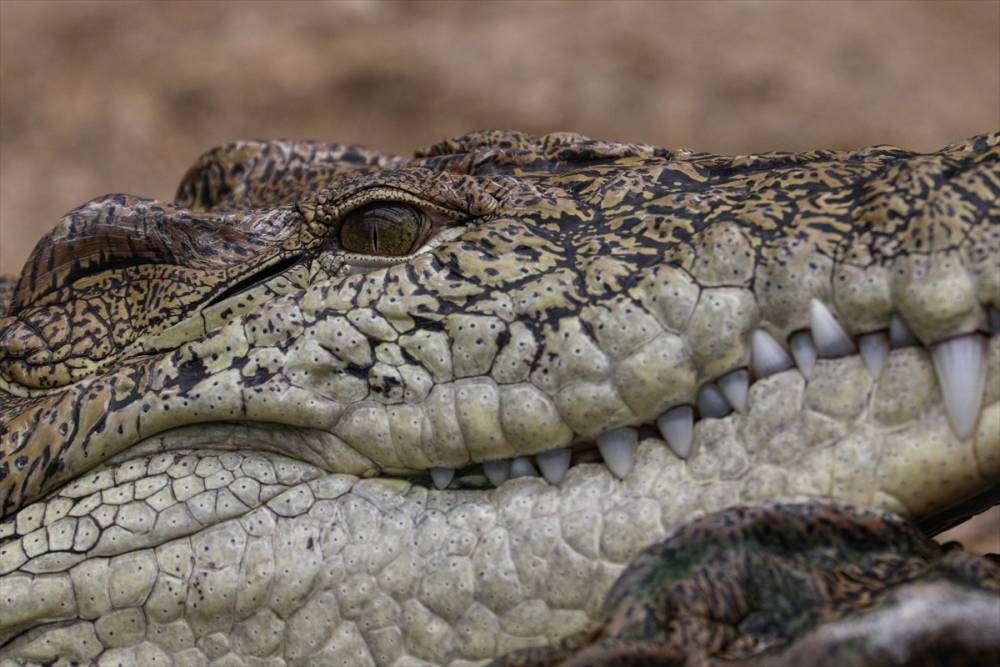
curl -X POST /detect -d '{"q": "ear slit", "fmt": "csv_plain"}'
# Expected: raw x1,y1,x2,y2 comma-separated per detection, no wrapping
205,254,304,308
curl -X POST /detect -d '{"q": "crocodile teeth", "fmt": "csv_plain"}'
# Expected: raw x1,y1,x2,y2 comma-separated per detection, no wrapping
931,334,987,439
890,314,919,348
751,329,794,378
536,448,571,485
789,331,818,379
509,456,539,479
430,467,455,490
483,459,511,487
597,427,637,479
696,383,732,419
809,299,856,358
657,405,693,459
718,369,749,412
859,332,890,378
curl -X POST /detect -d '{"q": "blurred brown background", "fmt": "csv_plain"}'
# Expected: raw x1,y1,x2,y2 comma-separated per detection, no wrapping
0,0,997,551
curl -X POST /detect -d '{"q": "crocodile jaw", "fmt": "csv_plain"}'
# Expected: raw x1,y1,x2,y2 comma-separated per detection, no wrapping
1,342,997,664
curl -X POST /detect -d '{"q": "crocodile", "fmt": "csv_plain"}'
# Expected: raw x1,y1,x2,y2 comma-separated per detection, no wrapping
0,130,997,666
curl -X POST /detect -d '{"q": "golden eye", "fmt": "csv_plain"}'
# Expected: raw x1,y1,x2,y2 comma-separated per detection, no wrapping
339,203,429,256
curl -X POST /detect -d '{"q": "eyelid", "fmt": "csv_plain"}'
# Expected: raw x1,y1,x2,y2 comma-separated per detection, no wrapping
334,189,463,248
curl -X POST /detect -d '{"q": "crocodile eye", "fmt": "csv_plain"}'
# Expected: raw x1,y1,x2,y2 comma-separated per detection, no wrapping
339,203,429,256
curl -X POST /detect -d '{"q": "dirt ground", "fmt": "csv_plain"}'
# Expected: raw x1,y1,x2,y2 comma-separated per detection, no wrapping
0,0,997,552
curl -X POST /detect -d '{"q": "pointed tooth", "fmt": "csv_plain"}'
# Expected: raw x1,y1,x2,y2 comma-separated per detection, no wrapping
483,459,511,487
718,369,749,412
809,299,856,358
931,333,987,439
596,427,637,479
990,308,1000,333
657,405,694,459
789,331,818,380
696,382,732,419
509,456,539,479
751,329,794,378
890,314,919,349
430,467,455,490
859,332,890,378
536,448,572,485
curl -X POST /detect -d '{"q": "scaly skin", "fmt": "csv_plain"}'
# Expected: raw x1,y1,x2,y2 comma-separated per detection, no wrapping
0,131,997,666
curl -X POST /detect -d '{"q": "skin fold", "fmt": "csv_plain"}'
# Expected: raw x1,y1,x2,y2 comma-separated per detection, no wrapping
0,131,997,666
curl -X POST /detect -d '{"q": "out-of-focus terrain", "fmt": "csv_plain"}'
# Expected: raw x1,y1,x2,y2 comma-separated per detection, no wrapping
0,0,997,552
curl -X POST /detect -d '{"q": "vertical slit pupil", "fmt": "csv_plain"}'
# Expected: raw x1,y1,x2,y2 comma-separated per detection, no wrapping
340,203,426,256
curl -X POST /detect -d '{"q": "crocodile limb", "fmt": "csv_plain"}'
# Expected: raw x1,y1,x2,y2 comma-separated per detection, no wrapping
493,501,1000,667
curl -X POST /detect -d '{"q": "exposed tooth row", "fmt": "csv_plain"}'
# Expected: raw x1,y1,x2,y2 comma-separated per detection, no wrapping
430,301,993,491
432,427,639,490
769,305,988,442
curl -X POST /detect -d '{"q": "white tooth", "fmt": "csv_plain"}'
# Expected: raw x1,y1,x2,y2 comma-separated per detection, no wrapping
697,382,732,419
809,299,856,358
718,369,749,412
430,467,454,490
790,331,818,380
483,459,511,487
657,405,694,459
931,333,987,439
751,329,794,378
596,427,637,479
509,456,539,479
859,332,890,378
990,308,1000,333
890,314,919,348
536,448,572,485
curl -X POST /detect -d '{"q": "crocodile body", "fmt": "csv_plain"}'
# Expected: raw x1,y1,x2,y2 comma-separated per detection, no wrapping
0,131,997,666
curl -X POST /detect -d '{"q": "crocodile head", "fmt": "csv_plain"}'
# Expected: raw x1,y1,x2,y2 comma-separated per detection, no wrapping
0,130,997,665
